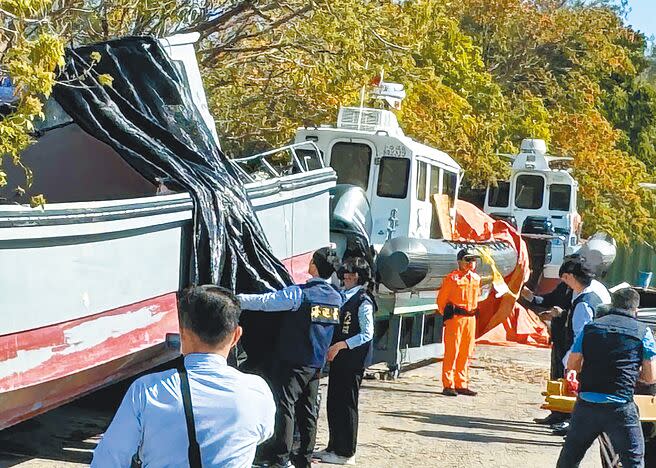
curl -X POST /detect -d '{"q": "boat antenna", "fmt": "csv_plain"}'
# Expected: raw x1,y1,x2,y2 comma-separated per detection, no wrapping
356,60,372,130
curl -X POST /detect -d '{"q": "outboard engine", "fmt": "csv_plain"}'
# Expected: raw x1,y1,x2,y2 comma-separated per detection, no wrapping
329,184,374,266
522,216,555,235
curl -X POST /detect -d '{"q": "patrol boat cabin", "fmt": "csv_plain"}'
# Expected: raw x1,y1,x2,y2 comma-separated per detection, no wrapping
293,104,518,374
295,106,463,248
483,138,581,288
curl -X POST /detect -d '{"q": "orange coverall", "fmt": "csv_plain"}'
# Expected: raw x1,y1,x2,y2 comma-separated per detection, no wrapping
437,269,481,390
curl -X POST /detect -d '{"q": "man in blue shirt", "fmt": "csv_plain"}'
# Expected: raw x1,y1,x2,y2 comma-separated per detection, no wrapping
556,288,656,468
238,247,343,468
92,286,276,468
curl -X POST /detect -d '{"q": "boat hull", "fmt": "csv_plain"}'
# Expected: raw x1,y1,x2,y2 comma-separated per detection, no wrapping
0,294,179,430
0,167,335,429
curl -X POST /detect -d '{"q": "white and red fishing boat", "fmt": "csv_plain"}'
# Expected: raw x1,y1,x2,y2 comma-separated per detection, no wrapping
0,34,335,430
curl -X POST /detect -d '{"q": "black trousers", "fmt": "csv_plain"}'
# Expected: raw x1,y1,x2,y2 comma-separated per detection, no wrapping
550,340,566,380
269,364,320,468
326,362,364,457
557,399,644,468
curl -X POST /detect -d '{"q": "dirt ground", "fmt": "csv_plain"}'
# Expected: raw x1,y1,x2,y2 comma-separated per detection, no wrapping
0,345,600,467
314,345,599,467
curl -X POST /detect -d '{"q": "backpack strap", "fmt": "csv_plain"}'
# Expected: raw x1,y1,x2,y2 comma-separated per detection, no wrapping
178,360,202,468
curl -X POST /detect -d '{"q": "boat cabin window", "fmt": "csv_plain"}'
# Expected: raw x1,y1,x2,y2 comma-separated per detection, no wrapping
330,142,372,190
515,174,544,209
377,157,410,199
416,161,427,201
430,166,440,198
488,181,510,208
549,184,571,211
443,171,457,206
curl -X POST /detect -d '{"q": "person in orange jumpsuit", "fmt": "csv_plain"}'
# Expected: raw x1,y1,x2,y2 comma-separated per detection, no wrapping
437,247,482,397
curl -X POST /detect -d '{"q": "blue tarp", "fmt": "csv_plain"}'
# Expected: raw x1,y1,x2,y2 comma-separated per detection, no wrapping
0,77,15,104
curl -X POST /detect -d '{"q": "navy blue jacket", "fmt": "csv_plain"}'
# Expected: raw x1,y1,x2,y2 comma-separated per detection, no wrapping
580,308,648,402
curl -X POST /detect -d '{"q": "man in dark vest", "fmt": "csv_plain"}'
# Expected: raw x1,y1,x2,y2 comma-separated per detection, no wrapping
523,280,573,380
560,260,610,370
550,260,610,435
237,247,343,468
524,280,573,425
556,288,656,468
315,257,376,466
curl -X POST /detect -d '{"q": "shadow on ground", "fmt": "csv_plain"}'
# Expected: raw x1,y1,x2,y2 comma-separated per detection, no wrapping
0,359,180,467
378,411,563,447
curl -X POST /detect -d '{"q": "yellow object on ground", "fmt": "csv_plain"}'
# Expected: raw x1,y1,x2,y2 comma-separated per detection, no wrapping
540,380,656,422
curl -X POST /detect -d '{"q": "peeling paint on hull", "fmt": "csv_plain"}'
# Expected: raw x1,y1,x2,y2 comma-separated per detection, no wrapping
0,294,179,430
0,251,313,431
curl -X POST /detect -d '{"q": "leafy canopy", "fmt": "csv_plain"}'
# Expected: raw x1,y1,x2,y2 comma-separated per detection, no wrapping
2,0,656,244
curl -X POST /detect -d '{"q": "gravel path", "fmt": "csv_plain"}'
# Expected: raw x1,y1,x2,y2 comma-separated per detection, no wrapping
0,345,600,467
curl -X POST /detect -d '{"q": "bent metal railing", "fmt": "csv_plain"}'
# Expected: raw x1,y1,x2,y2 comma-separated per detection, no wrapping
230,141,325,184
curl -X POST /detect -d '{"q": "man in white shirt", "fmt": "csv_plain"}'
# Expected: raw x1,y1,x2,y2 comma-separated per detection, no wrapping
551,261,610,436
560,261,611,369
92,285,276,468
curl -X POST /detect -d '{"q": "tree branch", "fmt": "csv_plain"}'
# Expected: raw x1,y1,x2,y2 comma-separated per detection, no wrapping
179,1,255,37
202,2,312,65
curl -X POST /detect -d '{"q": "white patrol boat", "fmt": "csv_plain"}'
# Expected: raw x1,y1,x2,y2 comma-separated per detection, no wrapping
483,138,615,292
291,91,518,369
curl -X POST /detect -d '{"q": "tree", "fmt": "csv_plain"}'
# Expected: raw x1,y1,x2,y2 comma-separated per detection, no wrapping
1,0,307,202
0,0,64,204
452,0,656,243
203,0,558,185
3,0,656,244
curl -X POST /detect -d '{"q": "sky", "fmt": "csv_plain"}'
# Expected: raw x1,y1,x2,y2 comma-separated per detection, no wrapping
626,0,656,40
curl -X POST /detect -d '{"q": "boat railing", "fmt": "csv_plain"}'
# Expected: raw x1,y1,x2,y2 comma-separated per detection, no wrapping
230,141,325,184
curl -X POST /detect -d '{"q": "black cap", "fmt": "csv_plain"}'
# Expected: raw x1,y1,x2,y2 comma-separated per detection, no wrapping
457,247,478,261
337,257,372,284
312,247,338,279
559,259,595,279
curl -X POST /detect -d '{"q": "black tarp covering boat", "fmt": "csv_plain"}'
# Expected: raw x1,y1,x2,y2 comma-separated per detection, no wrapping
52,36,291,292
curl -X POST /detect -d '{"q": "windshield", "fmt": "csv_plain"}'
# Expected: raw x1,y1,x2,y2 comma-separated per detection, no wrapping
416,161,427,201
330,142,372,190
443,171,458,206
549,184,571,211
515,175,544,209
488,181,510,208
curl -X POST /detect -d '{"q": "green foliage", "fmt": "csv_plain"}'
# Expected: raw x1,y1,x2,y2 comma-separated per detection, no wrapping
203,0,656,244
3,0,656,245
1,0,65,206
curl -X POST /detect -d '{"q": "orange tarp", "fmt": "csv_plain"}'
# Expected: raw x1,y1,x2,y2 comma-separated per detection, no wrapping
453,200,550,347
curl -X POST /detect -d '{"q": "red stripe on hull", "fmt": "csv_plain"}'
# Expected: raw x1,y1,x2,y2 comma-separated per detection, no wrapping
0,250,314,431
0,294,179,392
0,342,179,431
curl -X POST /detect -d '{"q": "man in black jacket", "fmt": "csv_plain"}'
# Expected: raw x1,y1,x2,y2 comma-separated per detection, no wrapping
556,288,656,468
524,280,572,426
